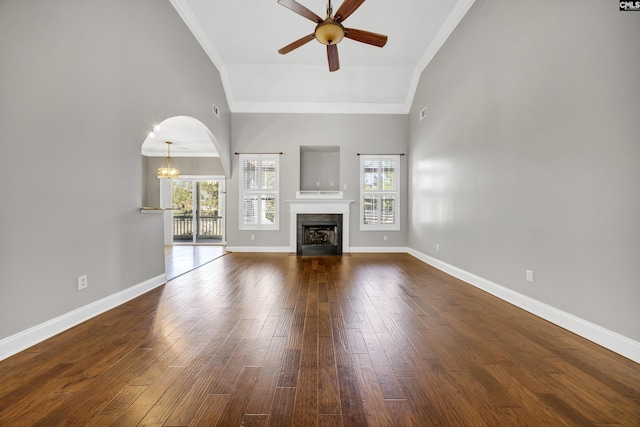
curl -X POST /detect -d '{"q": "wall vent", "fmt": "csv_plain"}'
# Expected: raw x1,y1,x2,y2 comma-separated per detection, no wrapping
212,103,220,118
419,106,427,121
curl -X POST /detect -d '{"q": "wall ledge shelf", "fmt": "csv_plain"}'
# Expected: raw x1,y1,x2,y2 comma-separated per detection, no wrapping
139,207,178,213
296,191,343,199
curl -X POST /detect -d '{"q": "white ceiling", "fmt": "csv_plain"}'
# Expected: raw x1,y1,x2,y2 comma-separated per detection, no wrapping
170,0,477,115
141,116,219,157
144,1,475,157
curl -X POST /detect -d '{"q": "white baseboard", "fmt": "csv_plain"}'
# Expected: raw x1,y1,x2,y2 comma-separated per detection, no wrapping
225,246,410,254
225,246,291,253
408,248,640,364
349,246,409,253
0,274,167,362
6,251,636,365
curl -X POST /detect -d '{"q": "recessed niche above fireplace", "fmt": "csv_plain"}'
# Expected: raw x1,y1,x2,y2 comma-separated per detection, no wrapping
300,145,340,191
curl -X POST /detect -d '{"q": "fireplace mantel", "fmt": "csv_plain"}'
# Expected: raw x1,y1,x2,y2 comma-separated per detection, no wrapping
288,199,353,253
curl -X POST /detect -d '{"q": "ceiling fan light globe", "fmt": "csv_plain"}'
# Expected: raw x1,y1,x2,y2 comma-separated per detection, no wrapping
315,20,344,45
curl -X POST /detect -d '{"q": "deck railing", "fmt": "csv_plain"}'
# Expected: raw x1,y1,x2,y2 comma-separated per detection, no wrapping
173,214,223,239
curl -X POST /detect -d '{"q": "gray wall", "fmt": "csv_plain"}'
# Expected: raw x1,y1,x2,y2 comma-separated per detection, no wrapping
229,113,409,249
300,148,340,191
408,0,640,341
0,0,231,339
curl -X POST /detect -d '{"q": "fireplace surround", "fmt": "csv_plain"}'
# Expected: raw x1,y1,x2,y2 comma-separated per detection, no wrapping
288,196,353,254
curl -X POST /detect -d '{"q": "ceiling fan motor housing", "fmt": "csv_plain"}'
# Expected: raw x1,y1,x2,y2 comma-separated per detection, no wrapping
315,19,345,45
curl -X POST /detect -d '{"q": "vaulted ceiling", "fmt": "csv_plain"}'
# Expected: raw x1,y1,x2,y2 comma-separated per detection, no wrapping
170,0,476,115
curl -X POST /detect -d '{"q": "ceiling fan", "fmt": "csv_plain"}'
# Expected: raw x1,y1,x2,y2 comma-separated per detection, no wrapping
277,0,388,72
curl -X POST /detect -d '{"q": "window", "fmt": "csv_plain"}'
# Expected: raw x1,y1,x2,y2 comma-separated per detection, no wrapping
360,155,400,230
239,154,279,230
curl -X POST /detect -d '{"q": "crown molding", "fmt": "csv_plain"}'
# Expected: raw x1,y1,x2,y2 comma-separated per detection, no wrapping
171,0,477,115
405,0,477,108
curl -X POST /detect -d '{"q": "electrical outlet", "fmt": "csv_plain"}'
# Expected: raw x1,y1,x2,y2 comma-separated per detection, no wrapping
251,234,255,241
78,275,88,291
526,270,534,283
383,235,388,241
436,243,440,251
419,106,428,121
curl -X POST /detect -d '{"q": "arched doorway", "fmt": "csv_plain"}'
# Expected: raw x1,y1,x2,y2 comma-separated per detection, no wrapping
141,116,227,278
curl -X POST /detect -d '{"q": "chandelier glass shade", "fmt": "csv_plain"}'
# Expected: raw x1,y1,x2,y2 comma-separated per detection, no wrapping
157,141,180,179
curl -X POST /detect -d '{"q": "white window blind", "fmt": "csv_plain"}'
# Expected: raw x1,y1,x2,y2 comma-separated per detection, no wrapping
239,154,279,230
360,155,400,230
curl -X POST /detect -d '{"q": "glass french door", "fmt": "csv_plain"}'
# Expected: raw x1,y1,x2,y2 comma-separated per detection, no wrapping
172,178,225,244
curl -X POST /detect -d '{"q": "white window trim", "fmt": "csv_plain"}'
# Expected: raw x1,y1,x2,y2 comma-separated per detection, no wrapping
359,154,400,231
239,153,280,231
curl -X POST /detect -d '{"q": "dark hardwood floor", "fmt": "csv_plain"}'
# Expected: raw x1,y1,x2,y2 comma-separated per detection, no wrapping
0,253,638,426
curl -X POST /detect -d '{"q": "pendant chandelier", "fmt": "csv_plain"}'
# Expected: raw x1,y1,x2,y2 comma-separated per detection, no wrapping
157,141,180,179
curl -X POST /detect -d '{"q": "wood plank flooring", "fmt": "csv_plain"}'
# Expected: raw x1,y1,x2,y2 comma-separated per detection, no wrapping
165,245,226,280
0,253,638,426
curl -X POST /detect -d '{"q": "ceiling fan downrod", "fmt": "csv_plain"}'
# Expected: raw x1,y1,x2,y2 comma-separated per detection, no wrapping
316,0,344,46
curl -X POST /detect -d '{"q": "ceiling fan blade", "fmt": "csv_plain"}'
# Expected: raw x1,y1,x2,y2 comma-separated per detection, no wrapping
334,0,366,22
277,0,322,23
327,44,340,72
344,28,388,47
278,33,316,55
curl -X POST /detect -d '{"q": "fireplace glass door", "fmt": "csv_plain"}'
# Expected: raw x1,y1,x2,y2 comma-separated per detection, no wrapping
297,214,342,255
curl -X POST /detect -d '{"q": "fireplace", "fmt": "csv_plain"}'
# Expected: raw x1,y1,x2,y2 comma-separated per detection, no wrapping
288,197,353,254
297,214,342,255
